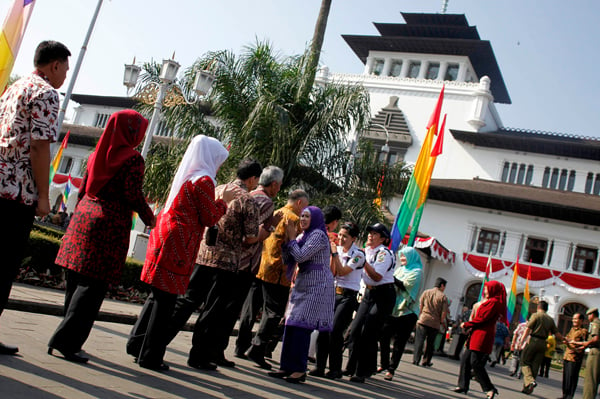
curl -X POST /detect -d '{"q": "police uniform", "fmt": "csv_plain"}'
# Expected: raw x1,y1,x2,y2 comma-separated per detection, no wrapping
521,310,559,390
314,243,365,376
345,242,396,380
583,309,600,399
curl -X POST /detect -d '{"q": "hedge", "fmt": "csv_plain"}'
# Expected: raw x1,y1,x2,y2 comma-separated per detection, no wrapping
20,223,150,299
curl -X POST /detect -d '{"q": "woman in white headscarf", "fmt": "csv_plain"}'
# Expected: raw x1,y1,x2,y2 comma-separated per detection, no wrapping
127,135,232,371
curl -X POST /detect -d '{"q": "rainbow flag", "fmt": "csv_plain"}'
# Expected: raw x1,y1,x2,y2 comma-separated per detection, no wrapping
49,130,70,184
390,86,445,252
521,267,531,322
60,174,72,211
0,0,36,92
477,252,492,301
507,257,519,323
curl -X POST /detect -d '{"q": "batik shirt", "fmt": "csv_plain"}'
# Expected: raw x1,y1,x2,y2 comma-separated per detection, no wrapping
0,72,59,205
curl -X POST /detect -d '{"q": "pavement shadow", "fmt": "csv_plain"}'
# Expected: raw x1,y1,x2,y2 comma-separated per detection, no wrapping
0,356,132,398
0,375,64,399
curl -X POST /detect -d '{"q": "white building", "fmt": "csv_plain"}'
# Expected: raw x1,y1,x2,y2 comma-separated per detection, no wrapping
51,12,599,333
318,12,600,333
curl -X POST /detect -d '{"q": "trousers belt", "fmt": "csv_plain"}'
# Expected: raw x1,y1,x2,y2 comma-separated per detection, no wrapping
335,286,358,296
366,283,394,291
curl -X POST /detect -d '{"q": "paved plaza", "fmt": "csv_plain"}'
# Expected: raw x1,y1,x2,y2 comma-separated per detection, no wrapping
0,284,574,398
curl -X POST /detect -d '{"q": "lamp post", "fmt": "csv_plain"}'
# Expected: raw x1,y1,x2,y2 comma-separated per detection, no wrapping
370,122,390,156
123,57,216,158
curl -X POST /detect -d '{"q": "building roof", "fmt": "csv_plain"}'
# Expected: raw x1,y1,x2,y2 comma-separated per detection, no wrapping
450,128,600,161
428,178,600,226
342,12,511,104
68,93,137,108
59,123,179,147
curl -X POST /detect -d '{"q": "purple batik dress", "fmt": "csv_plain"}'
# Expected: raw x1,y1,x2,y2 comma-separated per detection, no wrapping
283,229,334,332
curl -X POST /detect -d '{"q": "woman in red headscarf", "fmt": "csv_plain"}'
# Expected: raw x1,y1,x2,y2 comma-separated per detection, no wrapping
48,109,155,364
453,280,507,399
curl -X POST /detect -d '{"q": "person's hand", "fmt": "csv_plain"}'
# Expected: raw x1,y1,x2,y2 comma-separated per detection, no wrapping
36,197,51,217
270,210,283,229
286,221,297,242
330,240,337,254
221,186,235,204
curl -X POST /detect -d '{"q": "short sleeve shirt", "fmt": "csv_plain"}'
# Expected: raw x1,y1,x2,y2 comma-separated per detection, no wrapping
335,243,365,291
0,72,59,205
564,327,587,362
362,244,395,286
418,287,449,329
527,311,558,338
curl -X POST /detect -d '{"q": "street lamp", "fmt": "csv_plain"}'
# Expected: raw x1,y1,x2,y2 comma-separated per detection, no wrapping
370,123,390,155
123,57,216,158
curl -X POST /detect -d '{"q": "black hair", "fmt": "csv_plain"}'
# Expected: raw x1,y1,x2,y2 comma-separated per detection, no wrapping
340,221,360,238
323,205,342,224
538,300,549,312
34,41,71,67
435,277,447,288
236,158,262,180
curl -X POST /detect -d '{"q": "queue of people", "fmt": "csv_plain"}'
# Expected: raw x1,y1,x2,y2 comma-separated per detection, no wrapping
3,40,600,399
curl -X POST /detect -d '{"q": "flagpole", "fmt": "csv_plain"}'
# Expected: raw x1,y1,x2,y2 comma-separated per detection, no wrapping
55,0,104,133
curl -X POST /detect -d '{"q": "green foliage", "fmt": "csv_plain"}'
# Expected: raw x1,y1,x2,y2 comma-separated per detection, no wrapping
136,41,409,230
23,224,149,293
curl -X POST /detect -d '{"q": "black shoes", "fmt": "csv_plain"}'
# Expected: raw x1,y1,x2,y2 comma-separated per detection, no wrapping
522,381,537,395
268,370,291,379
486,388,499,399
350,375,366,383
187,359,218,370
215,357,236,368
421,362,433,367
139,361,170,371
0,342,18,355
47,347,89,364
452,387,468,394
325,370,342,379
247,347,272,370
308,368,325,377
285,373,306,383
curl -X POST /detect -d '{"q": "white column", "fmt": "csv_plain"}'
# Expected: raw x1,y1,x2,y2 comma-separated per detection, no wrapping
365,57,375,75
502,231,523,260
438,62,448,81
549,240,571,270
417,61,428,79
381,57,392,77
400,60,410,78
457,62,468,82
467,76,492,130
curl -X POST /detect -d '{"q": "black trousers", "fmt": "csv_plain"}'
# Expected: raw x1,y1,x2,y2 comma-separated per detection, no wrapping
250,281,290,353
346,284,395,378
315,291,358,373
0,198,35,317
214,270,255,358
562,359,583,399
457,348,495,392
127,287,177,365
413,323,438,365
165,265,242,363
48,271,108,353
235,278,263,355
379,312,418,372
539,356,552,377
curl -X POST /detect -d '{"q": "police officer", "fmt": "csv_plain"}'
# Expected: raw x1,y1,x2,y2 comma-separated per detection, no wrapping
577,308,600,399
344,223,396,383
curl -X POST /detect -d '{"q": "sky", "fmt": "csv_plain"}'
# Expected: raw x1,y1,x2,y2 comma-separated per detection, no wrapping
2,0,599,137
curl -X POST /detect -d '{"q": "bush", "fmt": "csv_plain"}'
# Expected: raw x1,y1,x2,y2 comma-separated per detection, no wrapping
19,223,150,302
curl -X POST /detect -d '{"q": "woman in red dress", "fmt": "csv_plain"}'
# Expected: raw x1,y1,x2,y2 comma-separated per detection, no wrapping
453,280,507,398
127,134,231,371
48,109,155,363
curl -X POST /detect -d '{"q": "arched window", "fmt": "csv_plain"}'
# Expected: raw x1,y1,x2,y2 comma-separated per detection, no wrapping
557,302,589,337
464,282,483,309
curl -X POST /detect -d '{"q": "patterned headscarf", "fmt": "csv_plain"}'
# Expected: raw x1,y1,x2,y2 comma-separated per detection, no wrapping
85,109,148,197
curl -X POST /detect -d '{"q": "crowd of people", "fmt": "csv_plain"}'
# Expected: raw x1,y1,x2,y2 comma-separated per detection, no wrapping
2,40,600,399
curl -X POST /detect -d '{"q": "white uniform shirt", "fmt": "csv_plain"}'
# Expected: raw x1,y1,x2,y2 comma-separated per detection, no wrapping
362,244,396,286
335,243,365,292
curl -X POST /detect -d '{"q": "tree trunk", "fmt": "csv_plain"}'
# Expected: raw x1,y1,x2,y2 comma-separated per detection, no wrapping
298,0,332,102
